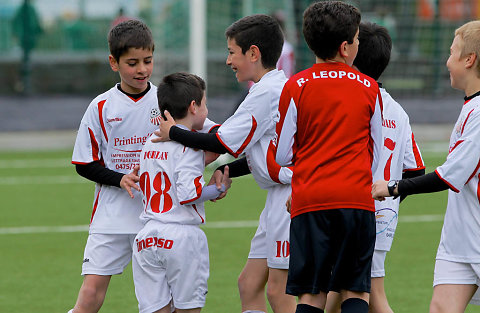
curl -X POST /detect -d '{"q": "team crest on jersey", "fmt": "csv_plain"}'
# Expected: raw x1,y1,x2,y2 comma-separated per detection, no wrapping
150,108,162,125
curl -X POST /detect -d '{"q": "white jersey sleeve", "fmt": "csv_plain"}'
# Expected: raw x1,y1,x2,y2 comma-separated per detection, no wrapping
436,108,480,192
72,95,107,164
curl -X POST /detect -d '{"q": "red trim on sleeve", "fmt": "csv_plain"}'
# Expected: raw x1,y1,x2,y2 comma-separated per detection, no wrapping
90,187,101,224
208,124,221,133
88,127,100,162
192,204,205,224
215,116,257,158
97,100,108,143
466,159,480,185
266,140,282,184
179,176,203,204
411,133,424,168
449,140,464,154
435,169,459,193
477,177,480,205
461,108,475,135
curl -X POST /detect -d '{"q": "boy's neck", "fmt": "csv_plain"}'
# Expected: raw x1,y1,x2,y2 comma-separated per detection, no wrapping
174,119,193,131
462,77,480,98
251,67,275,83
117,83,150,100
315,56,346,64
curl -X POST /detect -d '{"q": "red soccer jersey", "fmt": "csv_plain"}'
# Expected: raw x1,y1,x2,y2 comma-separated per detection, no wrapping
275,62,383,218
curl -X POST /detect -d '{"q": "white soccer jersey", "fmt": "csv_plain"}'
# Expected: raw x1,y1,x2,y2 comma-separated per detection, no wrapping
139,130,207,226
373,88,425,251
277,41,295,79
217,69,292,189
72,83,159,234
435,95,480,263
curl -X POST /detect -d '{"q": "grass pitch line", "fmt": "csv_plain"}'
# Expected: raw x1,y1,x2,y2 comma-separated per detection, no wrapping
0,158,71,169
0,175,88,185
0,215,444,235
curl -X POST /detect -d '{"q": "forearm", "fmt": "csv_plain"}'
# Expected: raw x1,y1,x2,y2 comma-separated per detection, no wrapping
190,184,226,204
75,162,123,187
397,171,449,196
399,168,426,202
170,126,228,154
216,157,251,178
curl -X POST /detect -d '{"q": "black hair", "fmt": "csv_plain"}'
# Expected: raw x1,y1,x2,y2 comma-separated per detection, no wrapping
108,19,155,61
225,14,284,69
354,22,392,80
157,72,206,120
303,1,360,60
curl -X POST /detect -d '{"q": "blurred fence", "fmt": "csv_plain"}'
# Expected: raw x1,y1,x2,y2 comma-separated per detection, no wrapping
1,0,479,98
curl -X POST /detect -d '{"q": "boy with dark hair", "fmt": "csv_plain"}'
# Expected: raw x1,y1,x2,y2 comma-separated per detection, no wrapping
69,20,219,313
326,22,425,313
69,19,157,313
132,72,231,313
154,14,296,313
274,2,383,313
372,20,480,313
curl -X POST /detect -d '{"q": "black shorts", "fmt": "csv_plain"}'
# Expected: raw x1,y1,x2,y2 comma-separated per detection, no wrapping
286,209,375,296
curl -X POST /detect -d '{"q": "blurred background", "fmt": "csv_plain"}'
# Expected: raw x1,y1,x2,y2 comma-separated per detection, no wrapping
1,0,478,143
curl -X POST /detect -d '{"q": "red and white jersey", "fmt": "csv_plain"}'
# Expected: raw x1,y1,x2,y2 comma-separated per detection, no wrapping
435,95,480,262
139,130,207,226
374,88,425,251
72,83,159,234
275,62,383,218
217,69,292,189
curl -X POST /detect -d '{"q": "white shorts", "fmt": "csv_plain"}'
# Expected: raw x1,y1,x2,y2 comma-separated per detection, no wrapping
371,250,387,278
81,233,136,276
248,184,291,269
132,221,209,313
433,259,480,305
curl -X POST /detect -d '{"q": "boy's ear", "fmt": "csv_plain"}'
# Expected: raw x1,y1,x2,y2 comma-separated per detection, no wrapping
248,45,261,63
188,100,197,114
339,41,349,58
109,55,119,72
465,52,477,69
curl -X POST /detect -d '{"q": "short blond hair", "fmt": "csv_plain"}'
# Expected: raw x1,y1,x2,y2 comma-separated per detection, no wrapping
455,21,480,75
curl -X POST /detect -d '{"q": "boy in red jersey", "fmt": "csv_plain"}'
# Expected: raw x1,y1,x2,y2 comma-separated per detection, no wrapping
274,2,383,313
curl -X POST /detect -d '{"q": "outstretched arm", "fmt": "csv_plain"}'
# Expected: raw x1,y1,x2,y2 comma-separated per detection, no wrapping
152,110,228,154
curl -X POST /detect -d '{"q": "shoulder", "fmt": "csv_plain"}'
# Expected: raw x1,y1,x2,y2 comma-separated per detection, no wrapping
381,89,408,118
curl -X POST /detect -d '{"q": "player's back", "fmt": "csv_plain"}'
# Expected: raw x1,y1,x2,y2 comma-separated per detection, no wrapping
277,62,380,217
139,132,207,226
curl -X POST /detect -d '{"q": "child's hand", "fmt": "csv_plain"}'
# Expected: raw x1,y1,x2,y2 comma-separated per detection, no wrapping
372,180,389,201
286,194,292,213
152,110,176,143
121,165,141,198
207,166,232,201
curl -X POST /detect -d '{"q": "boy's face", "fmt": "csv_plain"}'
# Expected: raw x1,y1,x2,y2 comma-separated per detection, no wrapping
345,29,360,66
226,37,255,82
109,47,153,94
192,92,208,131
446,35,467,90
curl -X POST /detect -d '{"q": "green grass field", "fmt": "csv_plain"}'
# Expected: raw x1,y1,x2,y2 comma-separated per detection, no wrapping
1,148,479,313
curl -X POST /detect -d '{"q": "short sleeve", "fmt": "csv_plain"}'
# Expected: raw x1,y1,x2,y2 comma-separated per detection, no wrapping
72,99,105,164
174,148,206,204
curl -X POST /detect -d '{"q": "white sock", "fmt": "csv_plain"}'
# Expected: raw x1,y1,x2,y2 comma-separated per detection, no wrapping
67,309,74,313
243,311,266,313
